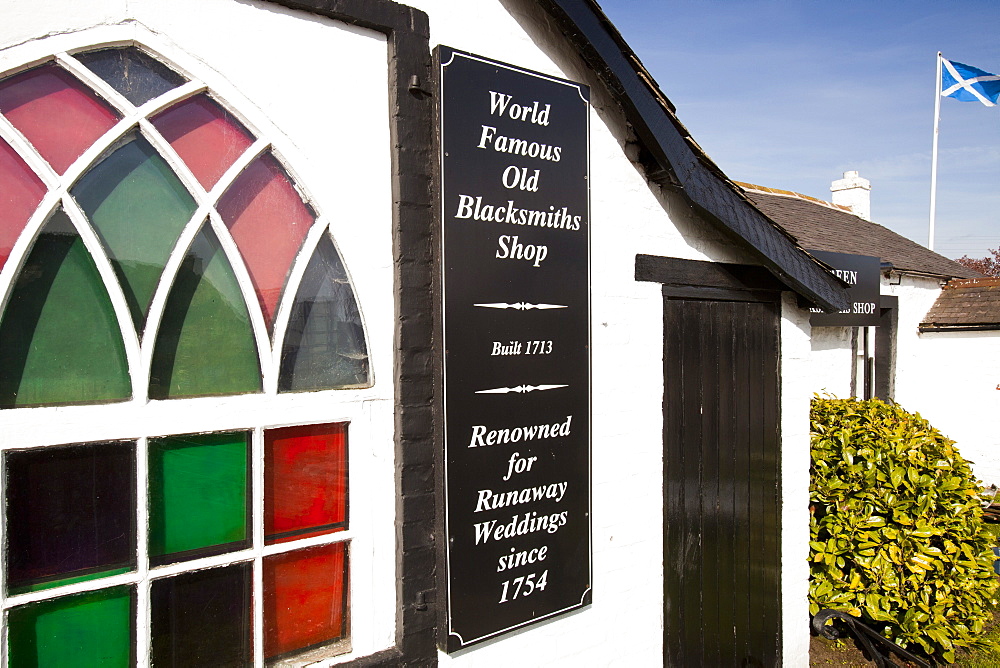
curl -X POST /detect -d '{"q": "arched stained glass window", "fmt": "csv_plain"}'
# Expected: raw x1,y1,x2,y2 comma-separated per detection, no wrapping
0,43,371,666
0,46,370,404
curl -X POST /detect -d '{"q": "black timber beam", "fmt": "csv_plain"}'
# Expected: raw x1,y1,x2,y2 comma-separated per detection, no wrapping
636,254,784,303
537,0,850,313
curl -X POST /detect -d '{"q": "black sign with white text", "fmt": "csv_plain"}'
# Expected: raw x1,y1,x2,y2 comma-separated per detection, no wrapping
809,250,881,326
438,47,592,651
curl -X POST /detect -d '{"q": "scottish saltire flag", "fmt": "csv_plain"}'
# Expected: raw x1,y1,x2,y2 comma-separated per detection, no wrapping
941,57,1000,106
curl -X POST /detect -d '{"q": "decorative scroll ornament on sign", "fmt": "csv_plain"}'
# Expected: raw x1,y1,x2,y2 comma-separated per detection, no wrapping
475,384,568,394
474,302,567,310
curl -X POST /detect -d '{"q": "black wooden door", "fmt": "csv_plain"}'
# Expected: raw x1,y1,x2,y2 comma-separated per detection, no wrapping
662,295,781,667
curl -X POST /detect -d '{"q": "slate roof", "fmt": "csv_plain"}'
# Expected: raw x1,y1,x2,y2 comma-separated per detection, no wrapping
920,277,1000,331
738,184,980,280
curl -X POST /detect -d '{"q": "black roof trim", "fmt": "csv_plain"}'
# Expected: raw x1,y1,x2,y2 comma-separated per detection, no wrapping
537,0,850,311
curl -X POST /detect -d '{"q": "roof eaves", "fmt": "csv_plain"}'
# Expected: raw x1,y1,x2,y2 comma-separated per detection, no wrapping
918,323,1000,333
537,0,849,312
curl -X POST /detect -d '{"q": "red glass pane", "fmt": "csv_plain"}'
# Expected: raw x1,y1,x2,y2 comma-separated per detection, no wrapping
0,65,119,174
0,138,45,271
216,155,313,331
263,542,347,660
264,423,346,545
152,95,254,190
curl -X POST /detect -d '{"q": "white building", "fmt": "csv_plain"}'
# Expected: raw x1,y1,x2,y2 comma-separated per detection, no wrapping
918,277,1000,486
741,178,995,486
0,1,867,666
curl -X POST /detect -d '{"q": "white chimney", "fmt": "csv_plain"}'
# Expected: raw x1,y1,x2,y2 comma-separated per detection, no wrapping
830,170,871,221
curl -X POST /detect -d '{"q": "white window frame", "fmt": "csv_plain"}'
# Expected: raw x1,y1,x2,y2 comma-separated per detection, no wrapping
0,31,397,667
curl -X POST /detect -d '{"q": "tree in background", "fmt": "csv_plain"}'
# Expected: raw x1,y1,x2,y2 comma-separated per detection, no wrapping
956,247,1000,277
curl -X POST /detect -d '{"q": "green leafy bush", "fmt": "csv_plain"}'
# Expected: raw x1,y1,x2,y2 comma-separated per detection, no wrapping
809,396,998,663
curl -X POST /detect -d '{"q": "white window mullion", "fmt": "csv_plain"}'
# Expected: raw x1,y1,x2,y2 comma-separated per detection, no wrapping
267,147,317,214
252,426,265,668
58,49,207,123
206,211,274,390
135,80,207,119
0,450,7,668
141,119,273,388
59,113,141,187
2,572,142,609
138,203,214,392
207,138,269,204
260,531,353,559
54,52,135,118
138,117,208,201
61,195,144,398
146,549,256,581
135,436,151,668
0,194,60,316
0,114,59,186
266,218,330,394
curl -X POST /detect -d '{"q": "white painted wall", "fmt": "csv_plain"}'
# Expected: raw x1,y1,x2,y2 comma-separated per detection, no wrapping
886,274,1000,486
780,294,823,666
806,325,854,398
804,272,1000,487
0,0,841,665
905,330,1000,486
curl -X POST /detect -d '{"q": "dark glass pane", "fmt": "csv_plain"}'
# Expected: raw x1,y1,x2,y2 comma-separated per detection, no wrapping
149,432,249,565
263,542,348,661
76,47,187,107
0,64,120,174
152,94,254,189
265,423,347,545
0,137,46,272
149,224,261,399
217,154,313,331
151,563,251,667
5,441,136,594
72,134,196,331
0,210,131,408
8,586,135,667
279,236,369,392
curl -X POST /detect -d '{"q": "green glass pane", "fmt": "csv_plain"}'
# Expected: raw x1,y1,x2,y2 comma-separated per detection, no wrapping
149,432,249,564
8,585,134,668
149,224,261,399
72,134,196,332
0,210,131,408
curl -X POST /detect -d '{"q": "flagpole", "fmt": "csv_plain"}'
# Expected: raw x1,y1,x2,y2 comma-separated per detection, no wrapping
928,52,942,251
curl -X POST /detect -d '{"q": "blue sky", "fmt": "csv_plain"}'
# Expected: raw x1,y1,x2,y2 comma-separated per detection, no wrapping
597,0,1000,259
